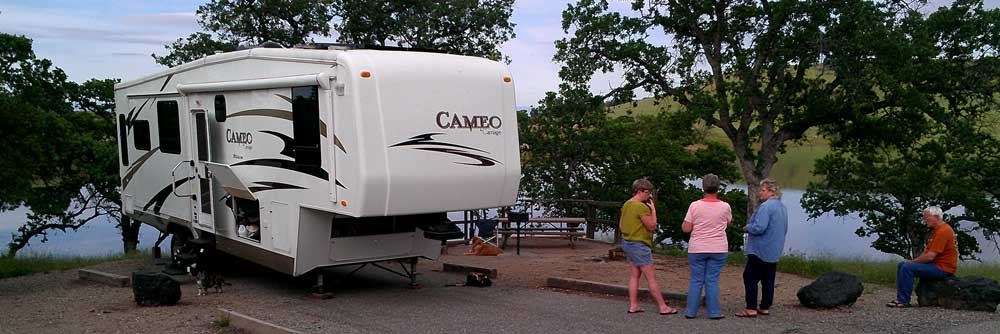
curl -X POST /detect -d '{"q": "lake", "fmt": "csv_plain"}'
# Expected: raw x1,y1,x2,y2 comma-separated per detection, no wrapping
1,189,997,263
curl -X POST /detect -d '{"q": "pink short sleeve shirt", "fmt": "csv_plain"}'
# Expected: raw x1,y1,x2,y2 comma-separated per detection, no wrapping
684,199,732,253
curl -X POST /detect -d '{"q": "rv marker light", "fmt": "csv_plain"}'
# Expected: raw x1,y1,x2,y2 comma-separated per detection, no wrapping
341,201,348,207
503,76,512,83
360,71,371,78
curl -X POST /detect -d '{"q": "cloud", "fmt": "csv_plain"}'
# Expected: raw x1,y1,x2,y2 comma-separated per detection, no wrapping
120,12,198,27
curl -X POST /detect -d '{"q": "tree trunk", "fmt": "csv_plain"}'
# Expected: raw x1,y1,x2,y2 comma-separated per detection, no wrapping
121,216,141,254
737,155,763,217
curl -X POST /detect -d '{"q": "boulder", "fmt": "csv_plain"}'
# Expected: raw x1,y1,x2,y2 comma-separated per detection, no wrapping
132,271,181,306
916,276,1000,312
797,271,864,308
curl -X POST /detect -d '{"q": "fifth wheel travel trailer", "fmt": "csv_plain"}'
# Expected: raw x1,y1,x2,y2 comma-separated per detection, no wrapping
114,45,520,285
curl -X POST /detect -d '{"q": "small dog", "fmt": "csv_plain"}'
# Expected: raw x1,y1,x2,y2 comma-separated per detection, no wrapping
465,236,503,256
188,262,230,296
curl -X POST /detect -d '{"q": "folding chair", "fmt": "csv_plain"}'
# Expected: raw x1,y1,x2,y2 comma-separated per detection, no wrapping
474,219,500,248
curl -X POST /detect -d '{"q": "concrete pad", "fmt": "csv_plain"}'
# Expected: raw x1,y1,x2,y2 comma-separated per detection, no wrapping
546,276,686,301
218,308,307,334
78,269,130,287
441,262,498,278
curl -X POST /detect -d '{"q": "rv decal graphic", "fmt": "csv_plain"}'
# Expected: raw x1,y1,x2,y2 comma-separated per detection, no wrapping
232,159,330,180
390,133,501,167
260,130,295,158
143,176,194,213
274,94,293,104
226,129,253,145
159,73,173,92
122,147,161,189
436,112,502,130
248,181,306,193
228,109,330,139
126,98,152,132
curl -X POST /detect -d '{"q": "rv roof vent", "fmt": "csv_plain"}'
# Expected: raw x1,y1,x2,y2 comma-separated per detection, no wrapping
258,41,284,48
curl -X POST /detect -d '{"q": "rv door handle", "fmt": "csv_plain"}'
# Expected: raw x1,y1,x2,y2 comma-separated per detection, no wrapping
170,160,195,198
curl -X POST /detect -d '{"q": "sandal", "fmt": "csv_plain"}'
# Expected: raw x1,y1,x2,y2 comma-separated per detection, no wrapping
627,308,645,314
758,309,769,316
735,309,757,318
659,307,678,315
885,300,910,308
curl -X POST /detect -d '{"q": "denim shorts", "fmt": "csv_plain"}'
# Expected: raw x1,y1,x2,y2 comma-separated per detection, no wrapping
622,240,653,266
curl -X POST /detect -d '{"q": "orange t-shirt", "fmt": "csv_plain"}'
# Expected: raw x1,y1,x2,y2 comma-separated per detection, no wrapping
925,223,958,274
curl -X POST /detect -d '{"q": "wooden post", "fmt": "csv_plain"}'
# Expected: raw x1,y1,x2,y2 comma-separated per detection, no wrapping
613,208,622,244
585,204,596,239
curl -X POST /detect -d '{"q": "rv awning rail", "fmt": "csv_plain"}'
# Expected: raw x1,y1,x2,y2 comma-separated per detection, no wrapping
176,73,333,94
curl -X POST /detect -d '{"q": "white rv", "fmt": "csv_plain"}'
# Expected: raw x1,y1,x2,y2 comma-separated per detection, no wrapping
114,46,520,281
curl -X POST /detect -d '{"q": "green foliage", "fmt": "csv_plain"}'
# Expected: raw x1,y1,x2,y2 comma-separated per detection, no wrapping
155,0,517,66
802,1,1000,260
519,89,746,248
0,33,123,257
153,0,334,67
0,252,143,279
331,0,516,62
212,315,231,327
553,0,1000,218
152,32,241,68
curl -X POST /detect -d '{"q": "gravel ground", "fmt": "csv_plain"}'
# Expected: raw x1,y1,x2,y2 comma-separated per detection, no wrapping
0,237,996,333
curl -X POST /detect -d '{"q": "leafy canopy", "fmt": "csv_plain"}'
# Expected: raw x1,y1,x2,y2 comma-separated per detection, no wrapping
154,0,517,67
0,33,122,256
519,89,746,248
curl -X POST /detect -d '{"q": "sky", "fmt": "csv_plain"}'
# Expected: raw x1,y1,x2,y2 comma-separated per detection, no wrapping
0,0,996,109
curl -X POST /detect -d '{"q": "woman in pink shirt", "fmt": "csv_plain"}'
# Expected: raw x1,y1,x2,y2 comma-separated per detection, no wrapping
682,174,732,319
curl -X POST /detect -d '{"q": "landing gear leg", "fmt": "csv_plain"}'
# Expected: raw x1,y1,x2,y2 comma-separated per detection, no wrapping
371,257,422,289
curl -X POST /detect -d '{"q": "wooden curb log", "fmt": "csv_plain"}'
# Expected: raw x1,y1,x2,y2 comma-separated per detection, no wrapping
78,269,130,287
218,308,308,334
546,276,686,301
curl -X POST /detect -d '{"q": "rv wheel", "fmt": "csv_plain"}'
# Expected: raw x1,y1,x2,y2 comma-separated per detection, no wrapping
170,231,192,258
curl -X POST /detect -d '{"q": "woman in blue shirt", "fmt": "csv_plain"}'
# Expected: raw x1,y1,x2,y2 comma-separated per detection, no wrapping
736,179,788,318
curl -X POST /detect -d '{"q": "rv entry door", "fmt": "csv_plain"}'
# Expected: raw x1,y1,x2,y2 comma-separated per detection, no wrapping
189,109,215,231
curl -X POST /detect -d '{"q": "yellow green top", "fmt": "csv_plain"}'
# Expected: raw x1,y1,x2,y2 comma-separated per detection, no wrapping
620,200,653,246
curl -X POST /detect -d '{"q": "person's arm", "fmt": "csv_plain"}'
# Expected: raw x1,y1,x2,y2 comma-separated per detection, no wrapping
682,203,695,233
909,227,948,263
908,251,938,264
641,201,657,231
746,203,770,235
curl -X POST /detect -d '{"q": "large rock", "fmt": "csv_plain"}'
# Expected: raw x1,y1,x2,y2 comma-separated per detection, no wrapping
132,271,181,306
916,276,1000,312
797,271,864,308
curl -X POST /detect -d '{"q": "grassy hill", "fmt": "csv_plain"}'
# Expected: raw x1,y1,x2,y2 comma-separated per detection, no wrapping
610,98,827,190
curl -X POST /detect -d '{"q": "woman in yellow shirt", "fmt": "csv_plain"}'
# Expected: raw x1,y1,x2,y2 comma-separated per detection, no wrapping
620,179,678,315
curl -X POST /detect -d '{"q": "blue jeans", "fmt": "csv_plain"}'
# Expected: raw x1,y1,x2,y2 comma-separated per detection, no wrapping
686,253,727,318
896,261,951,305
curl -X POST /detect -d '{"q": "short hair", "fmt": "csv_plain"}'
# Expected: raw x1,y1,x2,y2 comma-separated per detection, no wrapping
760,178,781,198
924,206,944,219
632,178,654,193
702,174,720,194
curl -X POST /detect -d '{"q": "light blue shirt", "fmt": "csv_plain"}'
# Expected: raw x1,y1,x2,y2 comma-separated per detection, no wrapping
744,197,788,263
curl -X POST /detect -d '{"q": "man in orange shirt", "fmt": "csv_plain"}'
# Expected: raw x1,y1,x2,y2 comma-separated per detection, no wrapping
887,206,958,308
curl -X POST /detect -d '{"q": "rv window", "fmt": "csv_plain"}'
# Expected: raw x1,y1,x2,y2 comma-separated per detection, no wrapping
118,115,128,166
157,101,181,154
132,120,151,150
214,95,226,122
292,86,321,172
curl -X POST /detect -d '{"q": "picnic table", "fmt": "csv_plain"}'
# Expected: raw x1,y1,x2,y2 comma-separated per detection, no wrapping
496,217,587,255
